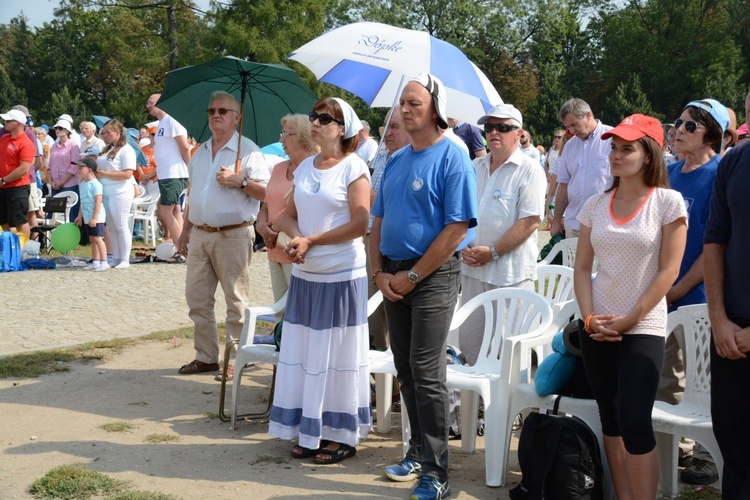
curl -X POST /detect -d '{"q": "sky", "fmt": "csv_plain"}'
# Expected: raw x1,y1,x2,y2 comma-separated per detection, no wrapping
0,0,213,28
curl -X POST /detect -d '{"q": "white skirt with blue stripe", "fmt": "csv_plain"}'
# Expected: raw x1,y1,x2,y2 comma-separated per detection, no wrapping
268,262,371,449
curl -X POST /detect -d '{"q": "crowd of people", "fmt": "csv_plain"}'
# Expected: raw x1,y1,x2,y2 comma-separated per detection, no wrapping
2,73,750,499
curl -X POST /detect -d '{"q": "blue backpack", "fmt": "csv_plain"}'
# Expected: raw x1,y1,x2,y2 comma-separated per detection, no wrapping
0,231,24,272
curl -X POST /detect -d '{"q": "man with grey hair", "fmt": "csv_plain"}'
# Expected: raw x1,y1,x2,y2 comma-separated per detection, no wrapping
175,90,270,376
79,121,105,156
355,120,379,166
550,98,612,237
460,103,546,365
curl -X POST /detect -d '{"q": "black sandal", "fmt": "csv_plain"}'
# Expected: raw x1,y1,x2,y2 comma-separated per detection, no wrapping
313,443,356,464
290,445,319,459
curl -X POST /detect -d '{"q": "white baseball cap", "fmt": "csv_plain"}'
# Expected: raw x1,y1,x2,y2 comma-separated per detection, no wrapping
477,103,523,127
1,109,28,123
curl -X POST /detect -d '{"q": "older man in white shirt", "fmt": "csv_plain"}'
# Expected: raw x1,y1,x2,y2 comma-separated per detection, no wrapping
459,103,547,365
550,98,613,237
175,90,270,376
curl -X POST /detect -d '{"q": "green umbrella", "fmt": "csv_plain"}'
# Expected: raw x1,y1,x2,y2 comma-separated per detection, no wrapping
156,56,318,170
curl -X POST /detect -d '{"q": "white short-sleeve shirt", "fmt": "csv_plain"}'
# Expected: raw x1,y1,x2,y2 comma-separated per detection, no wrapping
577,187,688,336
462,150,546,286
154,114,189,180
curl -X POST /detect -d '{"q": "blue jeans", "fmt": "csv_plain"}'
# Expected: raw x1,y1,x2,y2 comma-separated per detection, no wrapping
383,253,461,481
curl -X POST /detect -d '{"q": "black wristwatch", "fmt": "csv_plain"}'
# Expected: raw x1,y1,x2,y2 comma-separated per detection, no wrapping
1,178,6,186
407,269,420,284
240,177,249,189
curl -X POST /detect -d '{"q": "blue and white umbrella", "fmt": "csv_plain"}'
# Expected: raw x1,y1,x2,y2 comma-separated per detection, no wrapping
290,22,502,125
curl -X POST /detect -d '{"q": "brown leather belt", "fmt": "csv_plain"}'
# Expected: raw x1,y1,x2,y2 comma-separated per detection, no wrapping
193,221,253,233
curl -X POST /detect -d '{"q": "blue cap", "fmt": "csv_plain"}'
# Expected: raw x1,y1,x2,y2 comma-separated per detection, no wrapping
80,145,101,157
127,127,140,139
41,124,49,132
684,99,730,133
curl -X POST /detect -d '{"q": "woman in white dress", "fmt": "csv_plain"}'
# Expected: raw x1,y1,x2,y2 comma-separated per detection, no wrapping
268,97,371,464
96,119,136,270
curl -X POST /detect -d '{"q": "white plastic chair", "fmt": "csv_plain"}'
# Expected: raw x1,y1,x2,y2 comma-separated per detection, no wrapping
538,237,579,267
446,288,553,487
652,304,722,497
129,192,161,245
229,291,397,433
51,191,79,225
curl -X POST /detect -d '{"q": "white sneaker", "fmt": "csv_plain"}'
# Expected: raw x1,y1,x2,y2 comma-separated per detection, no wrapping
114,261,130,269
95,262,110,272
83,263,98,270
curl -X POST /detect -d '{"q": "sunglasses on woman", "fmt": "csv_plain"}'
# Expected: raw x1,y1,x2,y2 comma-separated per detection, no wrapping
483,123,520,134
206,108,239,116
674,118,705,134
309,111,344,126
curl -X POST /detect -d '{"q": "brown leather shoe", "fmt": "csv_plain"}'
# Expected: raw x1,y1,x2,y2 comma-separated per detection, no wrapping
178,360,220,375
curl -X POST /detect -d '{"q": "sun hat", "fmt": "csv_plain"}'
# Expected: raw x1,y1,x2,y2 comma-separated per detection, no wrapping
684,99,730,133
331,97,363,139
53,119,73,133
57,113,74,123
477,103,523,127
408,73,449,129
1,109,28,123
601,113,664,148
147,125,157,135
139,138,151,147
77,156,98,172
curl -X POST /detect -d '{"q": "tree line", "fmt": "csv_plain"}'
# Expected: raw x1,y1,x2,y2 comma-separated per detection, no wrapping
1,0,748,146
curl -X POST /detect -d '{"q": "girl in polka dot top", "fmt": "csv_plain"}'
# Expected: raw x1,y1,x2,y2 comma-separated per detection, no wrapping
573,113,688,499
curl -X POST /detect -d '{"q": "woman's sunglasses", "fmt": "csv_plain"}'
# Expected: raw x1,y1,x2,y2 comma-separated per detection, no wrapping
309,111,344,126
674,118,705,134
484,123,520,134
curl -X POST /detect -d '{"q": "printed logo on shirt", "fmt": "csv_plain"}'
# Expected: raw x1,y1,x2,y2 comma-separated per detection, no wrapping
412,178,423,191
9,145,17,153
158,128,165,137
683,197,693,216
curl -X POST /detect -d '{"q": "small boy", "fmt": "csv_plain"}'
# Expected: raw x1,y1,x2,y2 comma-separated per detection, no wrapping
75,157,108,271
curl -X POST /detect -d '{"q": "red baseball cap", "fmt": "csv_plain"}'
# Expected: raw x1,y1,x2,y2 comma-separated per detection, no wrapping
601,113,664,148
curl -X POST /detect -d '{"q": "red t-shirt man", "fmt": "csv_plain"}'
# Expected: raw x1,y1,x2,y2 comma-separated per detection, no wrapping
1,109,35,233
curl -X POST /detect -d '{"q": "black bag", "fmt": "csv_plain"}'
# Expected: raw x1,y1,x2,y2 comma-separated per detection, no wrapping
510,397,603,500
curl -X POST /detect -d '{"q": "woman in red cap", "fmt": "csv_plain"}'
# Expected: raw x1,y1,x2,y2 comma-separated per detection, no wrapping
574,114,688,498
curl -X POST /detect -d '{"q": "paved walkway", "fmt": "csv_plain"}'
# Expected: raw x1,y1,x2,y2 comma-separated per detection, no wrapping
0,253,274,357
2,230,552,357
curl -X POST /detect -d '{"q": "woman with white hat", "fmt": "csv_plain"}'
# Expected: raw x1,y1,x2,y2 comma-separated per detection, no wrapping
268,97,371,465
48,119,81,222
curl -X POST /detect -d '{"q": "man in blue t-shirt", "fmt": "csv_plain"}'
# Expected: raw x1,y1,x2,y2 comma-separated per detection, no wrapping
370,73,477,500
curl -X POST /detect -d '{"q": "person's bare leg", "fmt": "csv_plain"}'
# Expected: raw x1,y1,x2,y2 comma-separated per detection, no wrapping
625,447,659,499
27,211,38,228
604,435,633,500
16,223,31,239
159,204,182,243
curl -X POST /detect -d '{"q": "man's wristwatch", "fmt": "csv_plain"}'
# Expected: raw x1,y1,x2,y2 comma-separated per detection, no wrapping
407,268,420,284
240,177,249,189
0,178,6,186
490,245,501,261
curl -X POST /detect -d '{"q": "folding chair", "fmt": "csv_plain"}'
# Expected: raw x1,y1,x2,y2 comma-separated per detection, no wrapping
31,196,68,253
